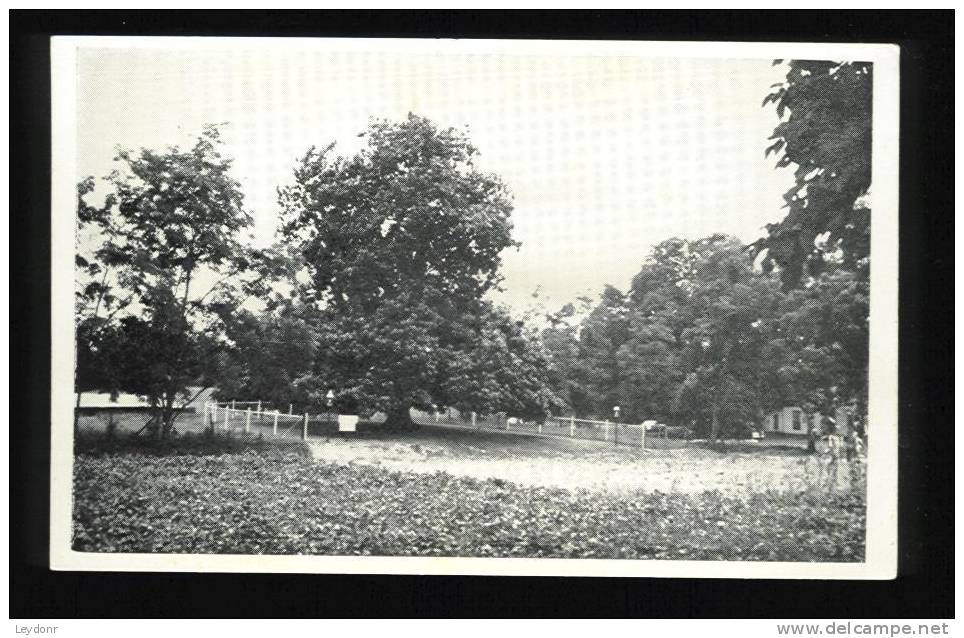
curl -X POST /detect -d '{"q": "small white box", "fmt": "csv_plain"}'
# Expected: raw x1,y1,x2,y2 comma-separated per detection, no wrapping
338,414,359,432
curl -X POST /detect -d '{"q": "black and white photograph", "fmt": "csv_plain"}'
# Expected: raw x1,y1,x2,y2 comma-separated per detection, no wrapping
49,36,899,578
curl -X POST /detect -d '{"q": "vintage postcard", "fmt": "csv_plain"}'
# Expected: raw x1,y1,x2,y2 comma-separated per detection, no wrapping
50,36,899,578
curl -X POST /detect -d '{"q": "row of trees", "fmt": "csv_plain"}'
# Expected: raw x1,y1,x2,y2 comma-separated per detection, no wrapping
76,116,563,436
541,59,872,437
541,234,867,437
75,59,871,439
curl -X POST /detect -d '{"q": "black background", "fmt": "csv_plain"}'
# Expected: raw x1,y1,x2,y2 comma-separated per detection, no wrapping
10,10,954,618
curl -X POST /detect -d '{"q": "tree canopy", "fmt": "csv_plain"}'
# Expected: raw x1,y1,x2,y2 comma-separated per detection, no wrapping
280,114,557,426
76,125,277,437
754,60,873,288
541,235,868,438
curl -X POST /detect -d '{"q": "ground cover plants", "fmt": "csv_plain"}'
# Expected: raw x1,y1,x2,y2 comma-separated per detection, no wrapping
73,441,865,561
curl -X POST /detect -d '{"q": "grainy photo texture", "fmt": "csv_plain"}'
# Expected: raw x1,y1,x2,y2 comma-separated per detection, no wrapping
53,38,898,577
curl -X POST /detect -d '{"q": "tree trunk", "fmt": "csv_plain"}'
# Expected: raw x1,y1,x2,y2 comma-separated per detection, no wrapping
74,390,82,437
383,404,415,431
710,404,721,441
160,395,178,439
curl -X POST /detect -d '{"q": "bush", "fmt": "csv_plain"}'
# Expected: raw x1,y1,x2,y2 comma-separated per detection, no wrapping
73,428,312,459
73,453,864,560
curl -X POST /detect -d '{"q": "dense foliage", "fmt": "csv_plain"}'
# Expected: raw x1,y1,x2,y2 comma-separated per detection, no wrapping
73,451,864,560
215,303,322,414
76,126,280,437
754,60,873,288
542,235,866,437
279,115,560,425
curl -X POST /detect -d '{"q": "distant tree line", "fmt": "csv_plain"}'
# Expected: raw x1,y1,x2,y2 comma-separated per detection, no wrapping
540,234,867,438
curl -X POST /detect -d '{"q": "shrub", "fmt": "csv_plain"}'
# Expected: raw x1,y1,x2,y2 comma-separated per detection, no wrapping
73,428,312,459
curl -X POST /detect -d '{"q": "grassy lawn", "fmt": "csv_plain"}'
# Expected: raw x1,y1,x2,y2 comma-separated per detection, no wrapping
72,432,865,561
307,424,852,496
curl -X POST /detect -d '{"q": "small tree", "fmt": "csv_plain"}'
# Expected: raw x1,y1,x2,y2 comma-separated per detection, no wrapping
78,125,272,437
217,302,320,413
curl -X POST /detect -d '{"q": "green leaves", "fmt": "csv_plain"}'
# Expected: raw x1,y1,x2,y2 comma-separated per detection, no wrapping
72,449,865,561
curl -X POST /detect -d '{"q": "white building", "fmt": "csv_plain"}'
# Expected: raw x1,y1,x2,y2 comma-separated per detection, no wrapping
762,406,853,436
77,386,216,412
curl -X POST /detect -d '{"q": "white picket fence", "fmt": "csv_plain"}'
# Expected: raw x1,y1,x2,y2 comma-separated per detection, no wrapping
414,409,652,449
205,401,312,440
508,414,649,449
207,400,655,449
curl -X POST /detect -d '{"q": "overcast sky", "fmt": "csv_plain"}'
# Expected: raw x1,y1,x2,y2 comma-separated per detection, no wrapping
76,46,793,312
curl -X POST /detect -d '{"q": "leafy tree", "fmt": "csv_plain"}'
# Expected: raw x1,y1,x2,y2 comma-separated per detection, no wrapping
280,114,552,428
75,177,138,430
619,238,704,424
674,236,786,439
755,60,873,287
569,286,631,419
438,302,565,421
216,302,321,413
544,236,790,437
775,267,869,426
540,298,595,416
78,125,275,437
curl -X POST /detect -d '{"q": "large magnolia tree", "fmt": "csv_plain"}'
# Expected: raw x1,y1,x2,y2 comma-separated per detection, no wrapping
280,114,559,427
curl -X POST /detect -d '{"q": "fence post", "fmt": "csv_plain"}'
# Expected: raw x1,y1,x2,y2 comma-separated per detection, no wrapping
289,404,293,415
471,411,476,428
604,420,609,441
641,423,646,450
570,415,575,437
223,405,229,431
273,411,279,436
257,400,262,415
303,413,308,440
538,421,543,435
232,400,236,410
245,408,251,433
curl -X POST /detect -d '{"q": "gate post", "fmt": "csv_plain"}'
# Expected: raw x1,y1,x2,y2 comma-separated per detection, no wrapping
273,411,279,436
245,408,251,433
303,413,308,440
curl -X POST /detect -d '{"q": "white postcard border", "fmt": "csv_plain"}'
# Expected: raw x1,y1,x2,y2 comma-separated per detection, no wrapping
50,36,900,579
